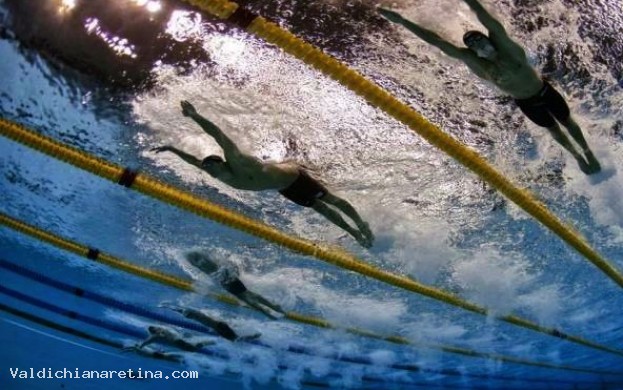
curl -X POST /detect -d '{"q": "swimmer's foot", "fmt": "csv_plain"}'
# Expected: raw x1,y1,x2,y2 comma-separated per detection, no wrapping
584,151,601,174
576,158,592,175
589,161,601,174
359,222,375,246
354,231,373,249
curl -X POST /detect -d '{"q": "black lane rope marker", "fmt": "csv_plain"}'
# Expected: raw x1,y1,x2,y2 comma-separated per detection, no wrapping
0,285,475,389
1,258,600,385
86,248,100,260
0,302,331,387
228,6,258,28
117,168,138,188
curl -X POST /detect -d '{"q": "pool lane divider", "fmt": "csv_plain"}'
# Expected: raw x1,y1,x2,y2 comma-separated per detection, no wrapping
0,279,615,387
0,257,461,378
0,121,622,358
0,293,331,388
0,287,476,388
0,302,186,363
177,0,623,291
0,301,128,351
0,303,334,389
7,258,604,383
1,212,623,371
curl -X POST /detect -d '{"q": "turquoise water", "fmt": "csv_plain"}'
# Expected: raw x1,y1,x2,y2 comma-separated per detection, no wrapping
1,0,623,388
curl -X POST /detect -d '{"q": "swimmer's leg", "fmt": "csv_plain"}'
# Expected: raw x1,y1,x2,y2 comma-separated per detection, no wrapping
546,123,591,174
245,291,285,314
321,193,374,245
236,291,279,319
312,201,370,248
560,116,601,173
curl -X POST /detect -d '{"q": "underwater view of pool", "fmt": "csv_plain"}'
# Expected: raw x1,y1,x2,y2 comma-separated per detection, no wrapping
1,0,623,388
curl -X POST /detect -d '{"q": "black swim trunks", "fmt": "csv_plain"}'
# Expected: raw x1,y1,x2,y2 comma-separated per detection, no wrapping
279,170,328,207
515,81,570,128
223,279,247,295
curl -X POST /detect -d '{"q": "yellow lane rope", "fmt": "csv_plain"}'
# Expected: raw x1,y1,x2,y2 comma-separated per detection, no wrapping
0,211,619,376
178,0,623,291
0,118,621,358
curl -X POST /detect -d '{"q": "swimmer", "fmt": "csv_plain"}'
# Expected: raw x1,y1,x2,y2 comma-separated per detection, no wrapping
160,303,262,342
127,325,214,352
152,100,374,248
186,251,285,320
123,345,184,363
379,0,601,174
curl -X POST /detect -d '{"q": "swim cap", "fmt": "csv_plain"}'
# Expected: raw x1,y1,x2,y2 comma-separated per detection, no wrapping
186,251,218,274
201,155,224,167
463,30,487,46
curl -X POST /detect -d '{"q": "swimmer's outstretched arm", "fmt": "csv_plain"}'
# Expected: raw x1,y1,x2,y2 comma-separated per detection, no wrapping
179,338,215,350
237,291,283,320
462,0,507,37
136,334,158,349
180,100,243,161
378,8,468,60
152,145,203,169
135,347,184,362
461,0,525,57
246,291,285,314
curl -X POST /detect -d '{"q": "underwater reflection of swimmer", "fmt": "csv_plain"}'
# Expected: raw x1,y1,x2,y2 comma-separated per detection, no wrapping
160,303,262,342
379,0,601,175
127,325,214,353
152,100,374,248
185,251,285,320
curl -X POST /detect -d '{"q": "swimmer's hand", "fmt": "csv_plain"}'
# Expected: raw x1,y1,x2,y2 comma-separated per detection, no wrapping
378,8,404,23
181,100,197,117
151,145,173,153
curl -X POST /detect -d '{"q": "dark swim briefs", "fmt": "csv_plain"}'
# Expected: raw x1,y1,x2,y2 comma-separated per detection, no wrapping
223,279,247,295
278,169,328,207
515,81,570,128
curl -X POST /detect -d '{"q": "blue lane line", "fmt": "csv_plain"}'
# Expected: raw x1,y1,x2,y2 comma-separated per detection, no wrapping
0,257,613,387
0,282,441,388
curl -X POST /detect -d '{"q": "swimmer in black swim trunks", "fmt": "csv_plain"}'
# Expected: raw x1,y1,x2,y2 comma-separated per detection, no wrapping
380,0,601,174
127,325,215,353
152,100,374,247
160,303,262,342
186,251,285,320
